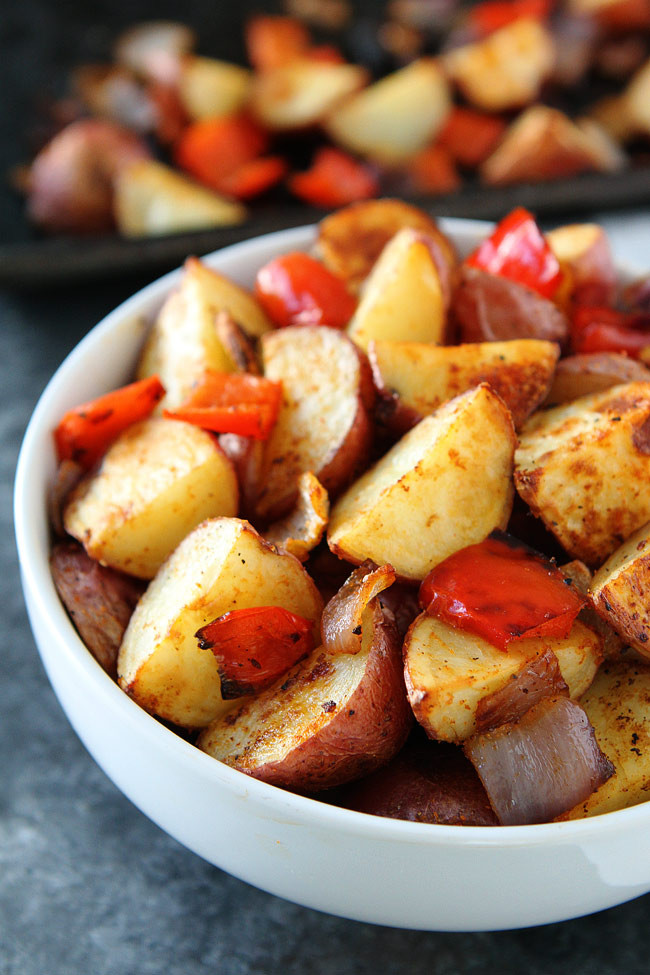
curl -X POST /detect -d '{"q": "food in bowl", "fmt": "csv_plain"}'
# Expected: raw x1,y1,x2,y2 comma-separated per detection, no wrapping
43,199,650,833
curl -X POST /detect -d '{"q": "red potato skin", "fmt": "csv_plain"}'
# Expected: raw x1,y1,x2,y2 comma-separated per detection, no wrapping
220,602,413,792
50,541,144,678
27,119,150,234
339,733,499,826
453,265,569,346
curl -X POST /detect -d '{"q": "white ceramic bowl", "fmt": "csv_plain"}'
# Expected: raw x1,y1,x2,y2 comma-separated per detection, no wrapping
15,220,650,932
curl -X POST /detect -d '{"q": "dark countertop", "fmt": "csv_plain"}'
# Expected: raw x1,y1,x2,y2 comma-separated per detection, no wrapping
3,257,650,975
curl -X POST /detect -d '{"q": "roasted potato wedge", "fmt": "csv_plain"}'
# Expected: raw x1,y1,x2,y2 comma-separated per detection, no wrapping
453,266,568,346
137,256,271,410
590,521,650,658
250,59,367,130
559,659,650,818
177,56,251,120
560,559,626,660
64,417,239,579
117,517,323,727
264,472,329,562
315,198,457,294
544,353,650,405
325,58,451,165
328,384,516,581
255,325,372,521
443,19,555,113
340,733,499,825
197,600,412,791
113,160,246,238
515,382,650,566
346,229,448,352
546,223,618,307
370,338,559,430
404,614,602,743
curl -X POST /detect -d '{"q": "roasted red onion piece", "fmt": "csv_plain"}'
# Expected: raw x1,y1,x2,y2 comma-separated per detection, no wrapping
375,581,420,639
49,459,84,537
464,697,615,825
475,649,569,734
321,560,396,655
50,542,144,678
114,21,196,84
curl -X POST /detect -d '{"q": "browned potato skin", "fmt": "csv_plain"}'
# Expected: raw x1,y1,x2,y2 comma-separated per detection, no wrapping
453,266,568,346
560,559,626,659
316,198,457,294
545,354,650,405
197,601,412,792
590,522,650,658
339,734,499,826
51,541,143,678
370,338,559,431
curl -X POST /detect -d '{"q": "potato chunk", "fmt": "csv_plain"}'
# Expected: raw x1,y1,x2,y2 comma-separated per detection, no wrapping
515,382,650,566
558,660,650,818
137,256,271,410
197,600,412,791
64,417,238,579
370,338,559,430
178,57,251,120
443,19,555,112
325,58,451,165
328,384,516,580
117,517,323,727
346,229,447,352
250,60,367,130
590,521,650,658
255,325,372,521
316,198,456,293
404,614,602,743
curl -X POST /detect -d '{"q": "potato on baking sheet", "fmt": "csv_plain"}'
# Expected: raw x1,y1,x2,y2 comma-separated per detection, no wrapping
117,517,323,727
328,383,516,581
64,417,238,580
590,521,650,658
453,266,568,346
177,56,251,121
370,338,559,431
315,198,457,294
346,228,448,352
403,613,602,744
558,659,650,818
515,382,650,566
113,160,246,238
255,325,372,522
339,733,499,826
137,256,271,411
324,59,451,166
544,353,650,405
250,59,367,130
197,599,412,791
443,19,555,113
480,107,625,187
263,472,329,562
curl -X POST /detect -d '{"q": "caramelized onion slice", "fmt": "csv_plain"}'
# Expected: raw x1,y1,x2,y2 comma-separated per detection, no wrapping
321,560,396,654
464,697,615,825
264,472,329,562
475,648,569,734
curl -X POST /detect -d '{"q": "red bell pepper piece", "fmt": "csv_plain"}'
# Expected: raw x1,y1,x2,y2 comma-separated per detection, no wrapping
571,306,650,358
406,144,461,195
288,148,378,209
254,252,356,328
218,156,288,200
54,375,165,469
174,115,268,193
466,207,564,300
164,371,282,440
419,532,585,652
468,0,554,36
438,107,507,169
195,606,315,698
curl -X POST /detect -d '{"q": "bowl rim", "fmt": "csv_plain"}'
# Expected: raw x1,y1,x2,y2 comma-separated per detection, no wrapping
14,218,650,849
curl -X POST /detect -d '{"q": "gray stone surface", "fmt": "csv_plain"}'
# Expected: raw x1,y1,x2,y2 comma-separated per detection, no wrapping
2,275,650,975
